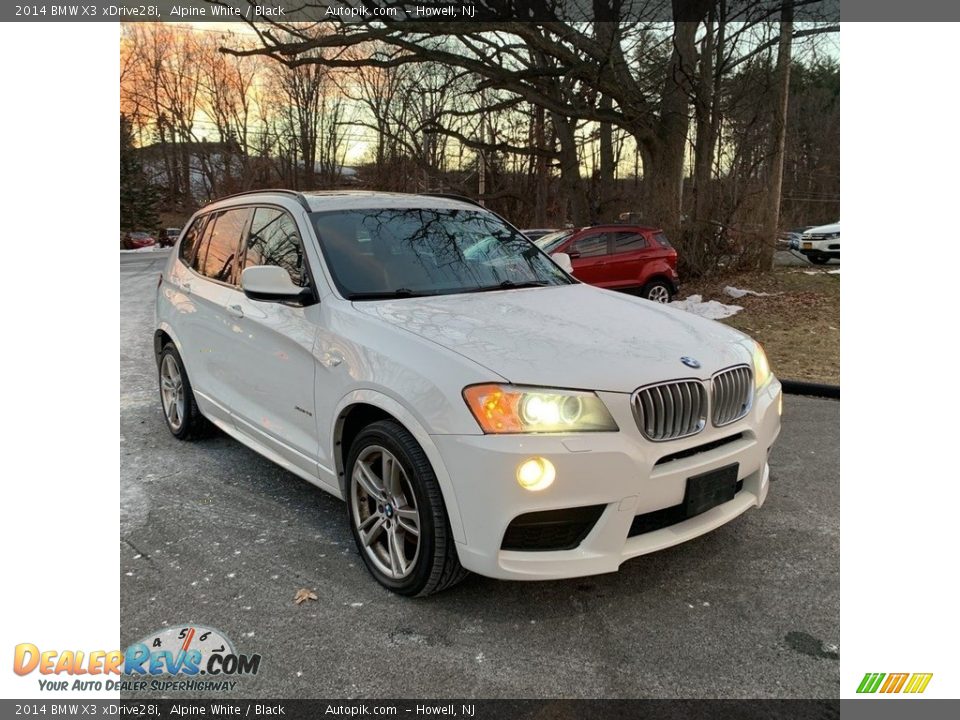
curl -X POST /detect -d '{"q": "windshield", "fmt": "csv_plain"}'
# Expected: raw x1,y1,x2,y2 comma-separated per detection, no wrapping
310,208,573,300
534,230,574,254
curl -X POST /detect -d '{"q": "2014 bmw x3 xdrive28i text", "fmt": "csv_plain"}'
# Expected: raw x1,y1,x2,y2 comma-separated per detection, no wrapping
155,190,782,596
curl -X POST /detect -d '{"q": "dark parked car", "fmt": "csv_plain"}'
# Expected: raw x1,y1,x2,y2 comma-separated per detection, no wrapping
159,227,182,247
535,225,679,302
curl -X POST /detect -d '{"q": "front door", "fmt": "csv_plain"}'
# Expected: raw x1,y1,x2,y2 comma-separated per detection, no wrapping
225,206,322,481
566,231,612,286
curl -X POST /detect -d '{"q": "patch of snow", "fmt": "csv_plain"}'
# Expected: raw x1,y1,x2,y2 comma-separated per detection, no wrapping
350,602,364,608
670,294,743,320
828,269,840,275
119,246,167,254
723,286,781,299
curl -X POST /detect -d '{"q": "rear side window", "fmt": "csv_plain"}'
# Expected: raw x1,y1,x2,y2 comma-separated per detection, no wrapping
612,232,647,252
570,233,609,257
178,215,207,266
244,207,305,286
194,208,249,284
653,232,672,248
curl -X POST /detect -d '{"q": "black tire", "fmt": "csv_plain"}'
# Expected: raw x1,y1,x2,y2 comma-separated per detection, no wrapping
346,420,468,597
640,279,673,303
157,343,210,440
809,255,830,265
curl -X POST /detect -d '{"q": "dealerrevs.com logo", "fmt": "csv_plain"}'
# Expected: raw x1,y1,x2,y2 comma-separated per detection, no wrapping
13,624,261,693
856,673,933,694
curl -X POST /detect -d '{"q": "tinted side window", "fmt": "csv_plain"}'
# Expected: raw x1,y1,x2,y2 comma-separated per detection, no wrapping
612,232,647,252
190,216,215,274
178,215,207,266
571,233,609,257
244,207,305,286
197,208,248,284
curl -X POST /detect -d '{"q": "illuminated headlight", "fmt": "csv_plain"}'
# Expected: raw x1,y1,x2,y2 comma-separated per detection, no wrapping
463,384,618,434
753,342,772,390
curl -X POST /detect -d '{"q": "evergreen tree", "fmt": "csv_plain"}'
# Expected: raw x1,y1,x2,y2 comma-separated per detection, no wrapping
120,115,160,232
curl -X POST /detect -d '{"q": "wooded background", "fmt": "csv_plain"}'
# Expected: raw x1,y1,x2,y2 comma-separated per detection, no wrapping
120,3,839,276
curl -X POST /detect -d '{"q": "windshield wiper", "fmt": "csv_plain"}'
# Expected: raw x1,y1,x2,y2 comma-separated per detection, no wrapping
346,288,435,300
468,280,551,293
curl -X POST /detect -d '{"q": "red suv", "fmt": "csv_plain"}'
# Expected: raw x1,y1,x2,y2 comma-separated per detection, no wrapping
535,225,679,302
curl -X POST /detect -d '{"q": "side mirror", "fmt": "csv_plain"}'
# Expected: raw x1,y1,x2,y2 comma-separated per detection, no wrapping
552,252,574,274
241,265,312,304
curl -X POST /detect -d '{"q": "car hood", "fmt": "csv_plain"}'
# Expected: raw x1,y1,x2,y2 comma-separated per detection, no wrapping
805,222,840,235
352,284,754,393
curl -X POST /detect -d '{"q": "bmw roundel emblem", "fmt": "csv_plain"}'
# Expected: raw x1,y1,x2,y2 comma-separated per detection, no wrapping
681,356,701,369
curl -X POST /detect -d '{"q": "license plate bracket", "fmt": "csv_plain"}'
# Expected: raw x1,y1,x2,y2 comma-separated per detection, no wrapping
684,463,739,517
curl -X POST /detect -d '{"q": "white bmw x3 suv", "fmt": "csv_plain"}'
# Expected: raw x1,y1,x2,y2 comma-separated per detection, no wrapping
155,190,782,596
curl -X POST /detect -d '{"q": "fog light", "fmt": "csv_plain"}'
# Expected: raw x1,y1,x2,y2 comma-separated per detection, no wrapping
516,457,556,491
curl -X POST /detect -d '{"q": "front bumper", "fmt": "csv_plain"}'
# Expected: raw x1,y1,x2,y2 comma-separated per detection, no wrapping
432,380,781,580
800,238,840,254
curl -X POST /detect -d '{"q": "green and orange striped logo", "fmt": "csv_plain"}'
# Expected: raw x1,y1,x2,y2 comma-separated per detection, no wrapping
857,672,933,694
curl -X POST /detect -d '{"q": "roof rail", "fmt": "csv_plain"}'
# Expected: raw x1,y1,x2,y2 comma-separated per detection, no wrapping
214,188,311,212
422,192,485,208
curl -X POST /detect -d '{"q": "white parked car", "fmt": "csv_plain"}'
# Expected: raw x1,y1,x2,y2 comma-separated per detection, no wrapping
799,221,840,264
155,190,782,596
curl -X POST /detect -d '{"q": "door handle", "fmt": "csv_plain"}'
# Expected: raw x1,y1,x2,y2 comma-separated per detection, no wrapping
227,304,244,319
181,282,191,295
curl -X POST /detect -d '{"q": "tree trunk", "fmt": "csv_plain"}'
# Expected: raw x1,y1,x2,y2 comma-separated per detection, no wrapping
692,11,716,225
551,112,589,225
598,95,616,221
763,0,794,269
644,14,706,239
532,104,548,226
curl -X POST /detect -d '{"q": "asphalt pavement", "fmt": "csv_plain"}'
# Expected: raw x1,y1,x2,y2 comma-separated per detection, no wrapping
120,250,839,699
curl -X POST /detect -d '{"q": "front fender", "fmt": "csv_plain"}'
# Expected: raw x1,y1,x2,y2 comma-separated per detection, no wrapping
330,389,467,545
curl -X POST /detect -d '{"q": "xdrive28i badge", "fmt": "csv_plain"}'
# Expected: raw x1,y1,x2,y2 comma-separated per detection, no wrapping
681,356,701,369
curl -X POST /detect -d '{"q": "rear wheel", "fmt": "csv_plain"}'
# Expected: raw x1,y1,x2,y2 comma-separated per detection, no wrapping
641,279,673,303
158,343,209,440
346,420,467,596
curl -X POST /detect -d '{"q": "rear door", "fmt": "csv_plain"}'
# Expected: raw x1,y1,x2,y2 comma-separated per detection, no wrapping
566,231,612,286
175,207,251,424
606,231,650,288
226,205,322,480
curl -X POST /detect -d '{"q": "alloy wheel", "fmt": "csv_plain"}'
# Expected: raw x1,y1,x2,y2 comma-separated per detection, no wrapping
648,285,670,303
350,445,422,580
160,354,185,431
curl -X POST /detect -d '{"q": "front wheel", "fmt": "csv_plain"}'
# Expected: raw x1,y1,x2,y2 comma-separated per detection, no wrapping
641,279,673,303
346,420,468,596
809,255,830,265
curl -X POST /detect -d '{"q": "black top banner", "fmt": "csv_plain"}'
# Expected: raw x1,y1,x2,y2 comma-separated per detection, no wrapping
7,0,846,23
